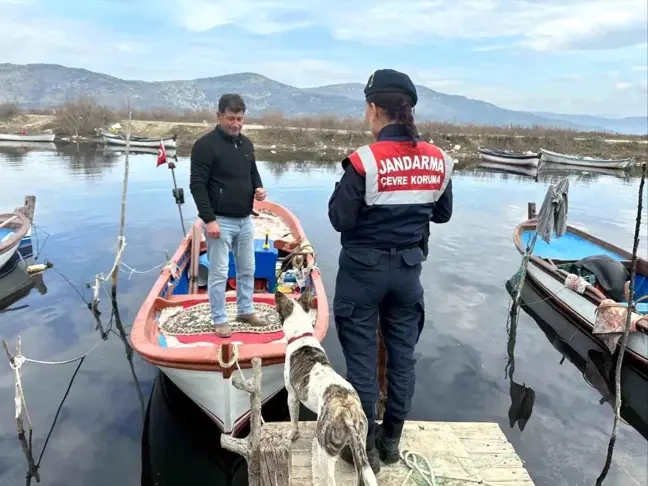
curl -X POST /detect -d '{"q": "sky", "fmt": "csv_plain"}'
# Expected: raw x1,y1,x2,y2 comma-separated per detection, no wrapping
1,0,647,117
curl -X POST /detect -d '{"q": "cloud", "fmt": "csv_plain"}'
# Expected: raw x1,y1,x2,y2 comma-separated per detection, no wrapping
616,82,633,90
177,0,312,33
632,65,648,72
329,0,647,52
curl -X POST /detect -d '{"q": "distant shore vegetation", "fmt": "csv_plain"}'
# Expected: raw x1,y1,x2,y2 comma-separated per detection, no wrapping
2,97,647,140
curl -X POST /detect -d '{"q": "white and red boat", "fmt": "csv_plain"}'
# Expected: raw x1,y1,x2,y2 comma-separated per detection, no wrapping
131,201,328,436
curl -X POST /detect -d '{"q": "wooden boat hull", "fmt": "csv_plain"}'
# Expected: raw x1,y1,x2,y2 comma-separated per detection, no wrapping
131,200,329,436
0,133,56,142
540,148,631,169
512,219,648,367
0,211,30,273
478,147,539,167
102,132,177,149
511,276,648,440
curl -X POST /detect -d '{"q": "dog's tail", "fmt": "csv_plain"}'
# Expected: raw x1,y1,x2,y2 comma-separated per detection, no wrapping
347,430,378,486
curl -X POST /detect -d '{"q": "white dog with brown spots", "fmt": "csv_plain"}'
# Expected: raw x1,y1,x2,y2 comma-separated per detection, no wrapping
274,289,378,486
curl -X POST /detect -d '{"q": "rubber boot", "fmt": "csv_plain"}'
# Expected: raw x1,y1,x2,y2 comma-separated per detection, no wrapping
376,416,404,464
339,423,381,474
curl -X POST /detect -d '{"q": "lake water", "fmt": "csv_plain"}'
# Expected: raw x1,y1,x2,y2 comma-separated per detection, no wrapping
0,143,647,486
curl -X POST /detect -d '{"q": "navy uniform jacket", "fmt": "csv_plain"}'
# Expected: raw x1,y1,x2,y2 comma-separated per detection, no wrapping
328,124,453,251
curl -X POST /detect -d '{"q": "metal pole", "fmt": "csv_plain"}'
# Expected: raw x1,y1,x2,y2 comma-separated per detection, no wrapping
169,158,187,235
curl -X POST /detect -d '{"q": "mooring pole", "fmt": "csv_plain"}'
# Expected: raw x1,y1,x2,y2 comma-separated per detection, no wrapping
111,99,132,299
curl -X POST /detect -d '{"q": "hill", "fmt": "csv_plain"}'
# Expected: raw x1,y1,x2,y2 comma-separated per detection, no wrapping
1,63,646,134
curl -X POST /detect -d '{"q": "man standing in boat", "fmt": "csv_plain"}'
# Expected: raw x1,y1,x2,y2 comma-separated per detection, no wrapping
189,93,268,337
328,69,454,473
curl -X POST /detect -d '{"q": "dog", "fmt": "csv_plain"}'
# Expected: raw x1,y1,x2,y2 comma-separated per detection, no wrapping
274,289,378,486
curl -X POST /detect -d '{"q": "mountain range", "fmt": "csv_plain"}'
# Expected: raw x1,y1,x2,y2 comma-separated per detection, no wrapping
1,63,646,134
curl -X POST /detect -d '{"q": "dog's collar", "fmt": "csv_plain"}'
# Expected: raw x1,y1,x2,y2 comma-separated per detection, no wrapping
287,332,314,345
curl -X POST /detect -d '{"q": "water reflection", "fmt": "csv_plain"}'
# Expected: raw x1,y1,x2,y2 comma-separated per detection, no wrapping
0,254,48,311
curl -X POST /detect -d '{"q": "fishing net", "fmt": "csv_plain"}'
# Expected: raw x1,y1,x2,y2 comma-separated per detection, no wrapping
158,301,283,335
253,209,294,242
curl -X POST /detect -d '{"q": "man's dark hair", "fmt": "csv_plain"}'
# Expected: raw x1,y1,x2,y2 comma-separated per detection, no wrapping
218,93,246,114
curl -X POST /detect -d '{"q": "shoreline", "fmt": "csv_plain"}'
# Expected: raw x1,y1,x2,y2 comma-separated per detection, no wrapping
1,114,647,166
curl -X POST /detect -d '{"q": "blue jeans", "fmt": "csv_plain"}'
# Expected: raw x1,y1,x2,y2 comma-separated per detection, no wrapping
206,215,255,324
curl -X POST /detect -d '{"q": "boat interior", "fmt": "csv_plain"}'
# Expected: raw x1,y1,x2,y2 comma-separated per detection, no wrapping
520,228,648,316
151,208,322,351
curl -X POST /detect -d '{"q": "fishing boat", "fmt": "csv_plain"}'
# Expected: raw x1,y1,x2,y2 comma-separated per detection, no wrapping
131,201,328,436
512,206,648,426
0,132,56,142
0,208,32,273
477,147,539,167
506,274,648,440
537,161,628,180
102,131,177,149
539,148,632,169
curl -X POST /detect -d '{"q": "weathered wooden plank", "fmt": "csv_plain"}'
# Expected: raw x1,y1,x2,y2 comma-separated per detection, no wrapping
259,429,291,486
253,420,534,485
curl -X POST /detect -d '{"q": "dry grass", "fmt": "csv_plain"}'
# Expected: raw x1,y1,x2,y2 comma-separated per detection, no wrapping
0,102,22,122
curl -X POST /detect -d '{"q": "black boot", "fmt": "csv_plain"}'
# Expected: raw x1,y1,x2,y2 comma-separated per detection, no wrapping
340,425,381,474
376,417,403,464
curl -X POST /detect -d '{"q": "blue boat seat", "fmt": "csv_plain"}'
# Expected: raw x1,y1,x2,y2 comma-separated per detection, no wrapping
197,238,279,292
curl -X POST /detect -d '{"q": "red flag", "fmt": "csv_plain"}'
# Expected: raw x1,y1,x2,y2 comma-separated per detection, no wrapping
157,141,167,167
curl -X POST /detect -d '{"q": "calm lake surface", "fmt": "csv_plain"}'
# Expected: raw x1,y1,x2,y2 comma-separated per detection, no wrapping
0,143,647,486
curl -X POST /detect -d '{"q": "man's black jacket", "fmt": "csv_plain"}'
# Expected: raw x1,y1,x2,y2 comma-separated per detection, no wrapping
189,125,263,223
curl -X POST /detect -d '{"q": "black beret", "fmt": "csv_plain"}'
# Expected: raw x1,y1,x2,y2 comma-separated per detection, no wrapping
364,69,418,107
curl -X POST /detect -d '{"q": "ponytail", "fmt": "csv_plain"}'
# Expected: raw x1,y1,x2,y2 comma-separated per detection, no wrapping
366,92,419,146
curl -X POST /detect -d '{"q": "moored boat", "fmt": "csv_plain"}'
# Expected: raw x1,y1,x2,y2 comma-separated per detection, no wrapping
0,132,56,142
131,201,328,436
102,145,177,157
506,274,648,440
102,130,177,148
0,211,30,272
539,148,632,169
477,146,539,167
512,207,648,426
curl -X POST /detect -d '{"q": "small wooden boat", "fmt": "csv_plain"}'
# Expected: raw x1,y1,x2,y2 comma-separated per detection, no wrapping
0,132,56,142
508,274,648,440
102,131,177,149
131,201,329,436
539,148,632,169
0,211,31,272
537,161,628,179
478,147,539,167
512,207,648,426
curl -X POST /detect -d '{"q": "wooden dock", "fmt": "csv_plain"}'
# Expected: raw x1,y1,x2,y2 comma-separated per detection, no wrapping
221,358,534,486
264,420,534,486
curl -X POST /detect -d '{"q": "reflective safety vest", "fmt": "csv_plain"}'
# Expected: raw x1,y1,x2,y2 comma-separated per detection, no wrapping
347,140,454,206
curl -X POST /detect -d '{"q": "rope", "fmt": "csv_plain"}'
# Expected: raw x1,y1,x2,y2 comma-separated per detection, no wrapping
217,342,265,424
400,449,437,486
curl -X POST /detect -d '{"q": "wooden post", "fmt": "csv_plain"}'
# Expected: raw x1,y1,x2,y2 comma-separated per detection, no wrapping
221,357,263,486
111,100,132,299
2,337,40,483
15,195,36,222
259,431,291,486
527,202,536,220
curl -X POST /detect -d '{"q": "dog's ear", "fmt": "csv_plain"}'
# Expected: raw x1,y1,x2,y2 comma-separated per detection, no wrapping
297,287,312,313
274,290,294,319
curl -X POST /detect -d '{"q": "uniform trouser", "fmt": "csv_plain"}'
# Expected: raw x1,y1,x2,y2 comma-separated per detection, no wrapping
334,246,425,437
